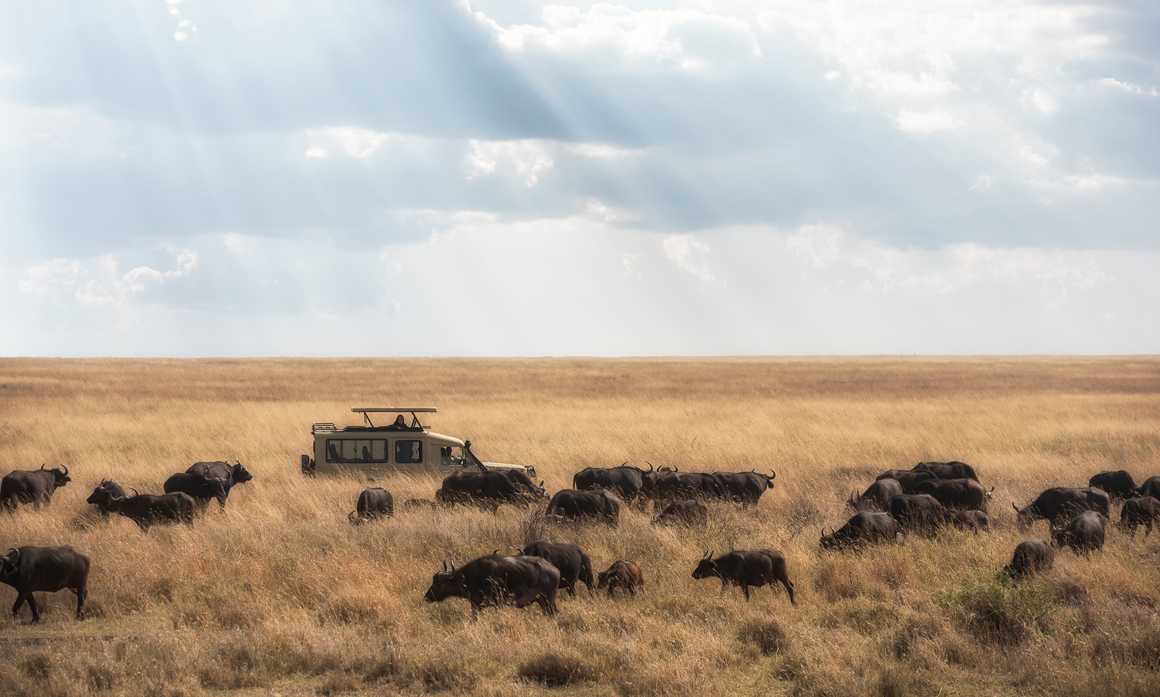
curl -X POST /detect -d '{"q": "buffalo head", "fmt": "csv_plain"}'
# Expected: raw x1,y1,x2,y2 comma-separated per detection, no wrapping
43,464,71,487
691,551,718,579
1012,502,1035,531
0,548,18,580
424,560,464,602
231,461,254,484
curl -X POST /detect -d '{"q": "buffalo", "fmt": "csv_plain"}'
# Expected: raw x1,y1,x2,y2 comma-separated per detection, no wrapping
1137,475,1160,500
435,470,546,510
0,465,71,511
1004,540,1054,579
573,463,651,507
914,478,991,511
596,560,644,597
875,469,936,494
949,509,990,533
86,480,127,517
521,541,594,597
348,487,393,525
848,478,903,512
1088,470,1138,500
423,554,560,617
183,461,253,507
545,489,621,526
820,512,901,549
1,546,90,622
643,470,728,504
652,499,709,527
1118,496,1160,537
888,493,948,534
1013,487,1110,530
1051,511,1106,554
691,550,795,604
85,488,195,530
713,470,777,506
163,472,228,508
912,460,979,481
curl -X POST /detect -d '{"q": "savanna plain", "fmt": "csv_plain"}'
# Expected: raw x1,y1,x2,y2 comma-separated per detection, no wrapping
1,357,1159,697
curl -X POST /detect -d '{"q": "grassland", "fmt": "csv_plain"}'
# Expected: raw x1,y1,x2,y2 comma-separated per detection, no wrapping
0,357,1158,697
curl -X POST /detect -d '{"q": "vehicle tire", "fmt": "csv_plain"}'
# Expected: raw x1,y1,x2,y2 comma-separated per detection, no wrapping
300,454,316,477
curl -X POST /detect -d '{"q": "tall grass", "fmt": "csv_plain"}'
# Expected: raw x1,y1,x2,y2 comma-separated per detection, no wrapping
0,357,1158,696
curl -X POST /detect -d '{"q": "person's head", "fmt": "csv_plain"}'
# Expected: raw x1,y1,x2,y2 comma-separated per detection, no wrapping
394,415,405,425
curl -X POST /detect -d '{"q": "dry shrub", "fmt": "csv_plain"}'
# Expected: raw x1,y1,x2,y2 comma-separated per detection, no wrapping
940,579,1057,645
819,600,897,635
316,673,361,695
1092,626,1160,670
1053,578,1090,607
411,659,478,693
813,559,865,601
517,652,597,688
737,619,789,655
85,664,117,692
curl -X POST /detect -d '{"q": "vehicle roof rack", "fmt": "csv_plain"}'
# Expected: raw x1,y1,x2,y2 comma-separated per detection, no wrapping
351,407,437,413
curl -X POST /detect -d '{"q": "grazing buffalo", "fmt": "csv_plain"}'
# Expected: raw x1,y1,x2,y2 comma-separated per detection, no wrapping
912,461,979,481
1088,470,1138,500
848,478,903,512
1,546,90,622
545,489,621,526
692,550,795,604
1004,540,1054,579
820,512,901,549
86,480,127,517
949,509,990,533
597,560,644,597
86,488,196,530
642,470,728,504
652,499,709,527
1118,496,1160,537
1013,487,1110,530
875,469,936,494
888,494,948,534
1138,476,1160,500
435,470,546,510
573,463,651,507
713,470,777,506
348,487,393,525
0,465,71,511
163,472,228,508
423,554,560,617
914,478,991,511
521,541,594,596
1051,511,1106,554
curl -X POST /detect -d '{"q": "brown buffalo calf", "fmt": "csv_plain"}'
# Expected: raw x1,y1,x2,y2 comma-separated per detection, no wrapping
596,560,643,597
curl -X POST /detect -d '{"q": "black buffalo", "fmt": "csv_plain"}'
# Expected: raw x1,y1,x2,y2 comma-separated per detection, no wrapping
186,461,253,506
521,541,594,597
642,470,727,503
423,554,560,617
1013,487,1110,530
573,463,651,506
691,550,795,604
1139,476,1160,500
86,480,127,517
1004,540,1054,579
652,499,708,526
349,487,393,525
0,465,71,511
1088,470,1138,500
597,560,644,597
949,509,990,533
821,512,901,549
914,478,991,511
713,470,777,506
888,493,948,534
545,489,620,525
847,478,903,512
912,461,979,481
1051,511,1106,554
163,472,228,508
435,470,545,510
1,546,90,622
86,488,196,530
875,469,936,494
1118,496,1160,537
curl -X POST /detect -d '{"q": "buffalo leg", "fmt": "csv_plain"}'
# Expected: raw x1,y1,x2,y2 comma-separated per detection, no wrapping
26,594,40,623
627,584,636,596
12,593,25,618
780,577,796,605
742,584,750,601
75,587,86,619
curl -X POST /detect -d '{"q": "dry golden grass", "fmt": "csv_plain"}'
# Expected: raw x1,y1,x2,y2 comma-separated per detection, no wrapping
1,357,1159,697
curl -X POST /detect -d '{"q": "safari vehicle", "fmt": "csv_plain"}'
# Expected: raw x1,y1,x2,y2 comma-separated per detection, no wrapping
300,407,535,478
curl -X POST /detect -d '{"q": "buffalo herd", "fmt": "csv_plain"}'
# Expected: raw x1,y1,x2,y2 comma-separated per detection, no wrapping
3,456,1159,623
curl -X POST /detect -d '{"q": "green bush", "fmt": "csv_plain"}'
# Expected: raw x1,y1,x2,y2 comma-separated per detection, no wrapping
939,579,1057,645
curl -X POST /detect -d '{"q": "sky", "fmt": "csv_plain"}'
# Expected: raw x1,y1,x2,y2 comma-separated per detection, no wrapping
2,0,1158,356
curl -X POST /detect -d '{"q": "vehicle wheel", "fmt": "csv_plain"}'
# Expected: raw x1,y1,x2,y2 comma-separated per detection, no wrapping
300,454,316,477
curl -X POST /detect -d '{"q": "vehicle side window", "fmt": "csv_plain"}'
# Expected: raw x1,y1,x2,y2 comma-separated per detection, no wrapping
327,439,388,463
396,439,422,464
441,446,452,466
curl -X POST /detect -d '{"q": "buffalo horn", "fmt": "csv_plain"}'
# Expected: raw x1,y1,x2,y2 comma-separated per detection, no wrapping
1011,502,1019,513
60,464,68,476
129,487,139,497
39,464,45,470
